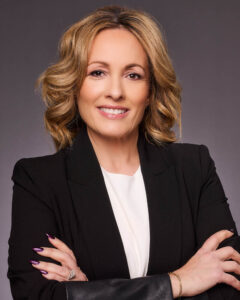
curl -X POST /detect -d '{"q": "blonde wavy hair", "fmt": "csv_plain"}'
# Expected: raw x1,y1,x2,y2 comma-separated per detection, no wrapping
36,5,182,151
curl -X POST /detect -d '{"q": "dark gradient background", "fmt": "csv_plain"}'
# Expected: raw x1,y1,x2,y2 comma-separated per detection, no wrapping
1,0,240,298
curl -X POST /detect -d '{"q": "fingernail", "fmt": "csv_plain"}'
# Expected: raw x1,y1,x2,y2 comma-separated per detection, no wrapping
33,247,44,252
30,260,40,265
229,228,235,233
46,233,55,239
40,270,48,275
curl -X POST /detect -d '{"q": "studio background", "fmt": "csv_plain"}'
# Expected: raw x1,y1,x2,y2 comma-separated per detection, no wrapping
1,0,239,298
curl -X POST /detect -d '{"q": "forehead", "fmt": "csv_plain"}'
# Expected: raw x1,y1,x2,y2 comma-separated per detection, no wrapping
88,28,148,66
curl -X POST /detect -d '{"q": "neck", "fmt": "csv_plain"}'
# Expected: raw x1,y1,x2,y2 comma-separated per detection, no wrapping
87,126,140,175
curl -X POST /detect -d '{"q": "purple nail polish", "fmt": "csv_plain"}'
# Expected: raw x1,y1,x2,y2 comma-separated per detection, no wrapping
230,228,235,233
46,233,55,239
40,270,48,275
30,260,40,265
33,247,44,252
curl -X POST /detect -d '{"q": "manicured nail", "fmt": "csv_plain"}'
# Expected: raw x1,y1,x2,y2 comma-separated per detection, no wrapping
229,228,235,233
40,270,48,275
46,233,55,239
33,247,44,252
30,260,40,265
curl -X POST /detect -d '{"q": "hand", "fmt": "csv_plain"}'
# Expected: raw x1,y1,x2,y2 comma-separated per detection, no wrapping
30,233,88,282
169,230,240,298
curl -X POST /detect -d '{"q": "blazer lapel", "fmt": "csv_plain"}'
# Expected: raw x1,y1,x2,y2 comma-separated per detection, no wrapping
66,124,130,279
66,124,182,279
137,133,182,275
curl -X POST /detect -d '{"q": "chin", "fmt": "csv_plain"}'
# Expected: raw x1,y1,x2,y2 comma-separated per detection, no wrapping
91,125,133,140
101,130,129,139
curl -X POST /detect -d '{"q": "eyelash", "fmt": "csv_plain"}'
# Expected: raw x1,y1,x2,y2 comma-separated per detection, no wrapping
89,70,142,80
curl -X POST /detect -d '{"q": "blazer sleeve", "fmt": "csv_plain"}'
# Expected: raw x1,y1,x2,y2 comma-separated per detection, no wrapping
196,144,240,300
7,159,173,300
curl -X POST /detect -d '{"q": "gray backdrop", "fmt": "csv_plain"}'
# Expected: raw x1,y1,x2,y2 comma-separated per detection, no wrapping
1,0,239,298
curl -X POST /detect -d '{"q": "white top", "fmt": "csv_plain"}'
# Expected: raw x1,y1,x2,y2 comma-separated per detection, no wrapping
100,165,150,279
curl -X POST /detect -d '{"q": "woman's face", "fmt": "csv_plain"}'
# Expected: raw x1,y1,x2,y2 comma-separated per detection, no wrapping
77,27,150,140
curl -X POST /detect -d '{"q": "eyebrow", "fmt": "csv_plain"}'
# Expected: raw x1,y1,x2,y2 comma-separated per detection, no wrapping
88,61,146,71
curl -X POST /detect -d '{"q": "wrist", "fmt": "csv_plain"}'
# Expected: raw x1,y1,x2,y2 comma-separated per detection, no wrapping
168,271,182,299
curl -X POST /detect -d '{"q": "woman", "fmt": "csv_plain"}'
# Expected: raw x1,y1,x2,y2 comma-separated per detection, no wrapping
7,5,240,300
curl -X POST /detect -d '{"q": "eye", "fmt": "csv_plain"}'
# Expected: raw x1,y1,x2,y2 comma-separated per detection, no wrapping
89,70,105,77
128,73,142,80
88,70,142,80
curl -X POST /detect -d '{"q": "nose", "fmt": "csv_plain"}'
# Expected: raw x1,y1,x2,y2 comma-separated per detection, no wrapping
105,74,124,101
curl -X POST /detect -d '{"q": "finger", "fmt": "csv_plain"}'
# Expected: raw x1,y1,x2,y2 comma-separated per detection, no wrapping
33,247,75,268
45,234,76,261
221,272,240,291
76,270,89,282
216,246,240,264
80,274,88,281
221,261,240,275
31,261,88,282
40,270,66,282
30,260,70,279
201,230,234,251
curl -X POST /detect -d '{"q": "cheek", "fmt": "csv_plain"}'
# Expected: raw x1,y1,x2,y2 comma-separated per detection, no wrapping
133,90,149,111
81,78,104,96
77,82,100,110
133,82,149,102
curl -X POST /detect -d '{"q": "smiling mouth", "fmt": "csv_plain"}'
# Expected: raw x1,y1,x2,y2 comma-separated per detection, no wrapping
97,107,129,115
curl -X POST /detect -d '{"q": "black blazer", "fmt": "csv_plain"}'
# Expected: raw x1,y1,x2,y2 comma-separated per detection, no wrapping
7,124,240,299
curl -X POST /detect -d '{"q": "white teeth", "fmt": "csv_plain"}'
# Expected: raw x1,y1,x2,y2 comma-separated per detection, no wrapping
99,107,127,115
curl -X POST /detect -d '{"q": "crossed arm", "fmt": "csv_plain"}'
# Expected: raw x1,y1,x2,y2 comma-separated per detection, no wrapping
7,145,240,299
7,159,173,300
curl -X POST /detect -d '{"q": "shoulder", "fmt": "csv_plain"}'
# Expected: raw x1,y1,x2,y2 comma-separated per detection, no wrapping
11,150,69,208
166,142,211,161
164,142,214,179
11,149,66,185
167,142,209,157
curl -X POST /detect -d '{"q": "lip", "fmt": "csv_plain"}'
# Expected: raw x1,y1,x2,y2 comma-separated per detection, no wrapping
97,107,129,120
97,105,129,110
